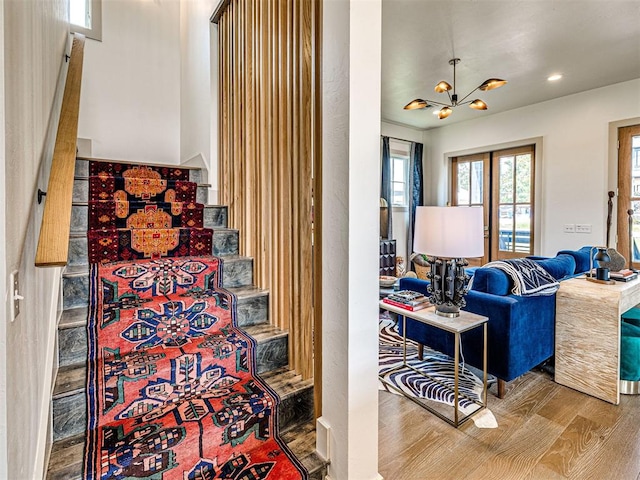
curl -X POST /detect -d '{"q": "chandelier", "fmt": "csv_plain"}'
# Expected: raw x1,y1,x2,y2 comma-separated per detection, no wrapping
404,58,507,119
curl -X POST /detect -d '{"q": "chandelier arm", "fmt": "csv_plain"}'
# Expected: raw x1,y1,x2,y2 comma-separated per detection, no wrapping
457,87,481,105
424,99,453,107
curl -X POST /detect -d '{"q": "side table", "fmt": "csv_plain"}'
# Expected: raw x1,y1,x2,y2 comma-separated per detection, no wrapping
379,301,488,427
555,275,640,404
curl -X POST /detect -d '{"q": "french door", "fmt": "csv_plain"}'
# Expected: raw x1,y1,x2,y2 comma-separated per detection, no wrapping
452,145,535,264
617,124,640,270
451,153,490,266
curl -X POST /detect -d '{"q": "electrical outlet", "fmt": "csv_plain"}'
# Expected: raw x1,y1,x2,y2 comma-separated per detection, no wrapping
575,224,592,233
564,224,575,233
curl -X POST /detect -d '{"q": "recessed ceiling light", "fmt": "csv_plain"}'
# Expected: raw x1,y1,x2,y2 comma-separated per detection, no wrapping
548,74,563,82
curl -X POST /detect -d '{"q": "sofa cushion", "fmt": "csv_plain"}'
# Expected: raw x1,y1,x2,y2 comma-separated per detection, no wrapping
621,320,640,381
469,268,512,296
535,254,576,280
557,246,593,274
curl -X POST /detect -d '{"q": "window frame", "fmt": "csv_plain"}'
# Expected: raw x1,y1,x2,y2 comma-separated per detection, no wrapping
389,139,411,208
70,0,102,42
617,124,640,269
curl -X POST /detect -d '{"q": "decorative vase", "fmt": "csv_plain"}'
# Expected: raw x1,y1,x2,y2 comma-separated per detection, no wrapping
395,256,405,277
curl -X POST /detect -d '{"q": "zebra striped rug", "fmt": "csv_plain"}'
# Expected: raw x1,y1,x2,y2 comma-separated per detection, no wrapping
379,314,497,428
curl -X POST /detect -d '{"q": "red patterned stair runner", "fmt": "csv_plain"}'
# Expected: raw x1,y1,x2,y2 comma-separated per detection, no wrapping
84,161,307,479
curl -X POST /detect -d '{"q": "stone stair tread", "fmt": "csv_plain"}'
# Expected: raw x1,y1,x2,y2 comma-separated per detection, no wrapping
59,286,266,331
281,421,326,475
53,364,86,399
59,285,266,331
68,226,239,239
77,156,202,170
72,176,211,187
242,323,288,342
54,365,312,410
227,285,269,298
53,333,298,398
261,367,314,399
59,307,88,330
46,423,324,480
64,255,252,277
46,433,84,480
63,264,90,277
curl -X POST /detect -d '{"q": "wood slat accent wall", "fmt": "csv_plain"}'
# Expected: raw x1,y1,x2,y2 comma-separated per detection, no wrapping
36,34,85,267
215,0,321,386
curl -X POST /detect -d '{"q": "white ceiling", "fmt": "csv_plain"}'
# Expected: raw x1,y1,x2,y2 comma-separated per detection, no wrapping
382,0,640,130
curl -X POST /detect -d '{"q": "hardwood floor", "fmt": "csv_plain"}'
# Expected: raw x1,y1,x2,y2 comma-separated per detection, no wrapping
379,369,640,479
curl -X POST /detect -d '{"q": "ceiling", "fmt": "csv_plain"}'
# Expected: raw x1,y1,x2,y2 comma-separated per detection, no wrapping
382,0,640,130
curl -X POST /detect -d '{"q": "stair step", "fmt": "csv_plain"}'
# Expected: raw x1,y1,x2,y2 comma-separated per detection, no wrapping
261,367,315,433
53,364,85,398
57,287,270,367
74,157,204,183
59,286,268,330
67,228,239,266
52,361,309,444
46,434,85,480
281,421,328,480
72,180,210,204
243,324,289,374
62,256,254,310
228,285,270,326
47,420,325,480
70,203,228,232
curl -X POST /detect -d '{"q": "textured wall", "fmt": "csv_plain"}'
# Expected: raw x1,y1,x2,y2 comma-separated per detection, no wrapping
3,0,69,477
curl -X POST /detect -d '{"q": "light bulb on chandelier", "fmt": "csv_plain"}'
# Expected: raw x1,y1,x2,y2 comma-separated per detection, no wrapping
404,58,506,120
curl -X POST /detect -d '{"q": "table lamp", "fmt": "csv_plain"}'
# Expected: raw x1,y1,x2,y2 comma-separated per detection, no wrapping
413,206,484,317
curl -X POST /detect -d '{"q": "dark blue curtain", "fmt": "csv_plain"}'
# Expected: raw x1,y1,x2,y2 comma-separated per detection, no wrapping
381,136,392,239
408,142,424,265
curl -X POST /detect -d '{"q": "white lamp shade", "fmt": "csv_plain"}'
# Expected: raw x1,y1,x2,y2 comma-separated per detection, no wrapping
413,206,484,258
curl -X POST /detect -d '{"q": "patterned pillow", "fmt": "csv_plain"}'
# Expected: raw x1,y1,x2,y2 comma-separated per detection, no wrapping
482,258,560,296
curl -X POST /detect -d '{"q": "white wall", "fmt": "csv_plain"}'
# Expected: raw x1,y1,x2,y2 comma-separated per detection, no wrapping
425,79,640,257
381,121,425,264
3,0,69,477
0,1,6,476
180,0,217,174
78,0,181,163
320,0,381,478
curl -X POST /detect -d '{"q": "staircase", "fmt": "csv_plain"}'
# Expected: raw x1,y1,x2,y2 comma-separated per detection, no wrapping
45,158,325,479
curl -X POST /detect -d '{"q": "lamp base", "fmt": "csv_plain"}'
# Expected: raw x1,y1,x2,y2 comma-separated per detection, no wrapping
434,304,461,318
426,257,470,319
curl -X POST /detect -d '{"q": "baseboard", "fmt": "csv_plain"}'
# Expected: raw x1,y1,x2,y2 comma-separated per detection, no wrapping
32,268,62,480
315,416,331,461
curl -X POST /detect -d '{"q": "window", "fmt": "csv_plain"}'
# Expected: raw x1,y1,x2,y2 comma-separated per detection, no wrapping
389,139,411,207
452,144,536,263
70,0,102,41
494,146,534,256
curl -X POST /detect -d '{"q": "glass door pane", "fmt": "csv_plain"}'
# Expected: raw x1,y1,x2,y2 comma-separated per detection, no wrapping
451,154,490,265
492,146,535,259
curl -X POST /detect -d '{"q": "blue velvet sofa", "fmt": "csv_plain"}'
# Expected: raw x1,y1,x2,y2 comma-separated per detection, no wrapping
398,247,593,397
